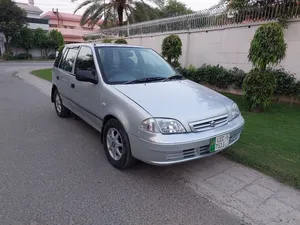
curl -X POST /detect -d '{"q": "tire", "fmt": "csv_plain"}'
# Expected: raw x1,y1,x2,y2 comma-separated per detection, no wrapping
53,89,70,118
103,119,136,169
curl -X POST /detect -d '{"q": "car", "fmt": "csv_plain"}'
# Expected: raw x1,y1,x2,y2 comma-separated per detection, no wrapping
51,43,245,169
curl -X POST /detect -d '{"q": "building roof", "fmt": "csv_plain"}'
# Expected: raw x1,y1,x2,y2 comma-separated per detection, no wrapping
16,2,43,15
40,11,102,25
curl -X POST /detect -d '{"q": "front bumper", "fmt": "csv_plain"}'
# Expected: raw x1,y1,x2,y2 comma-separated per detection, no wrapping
129,115,245,165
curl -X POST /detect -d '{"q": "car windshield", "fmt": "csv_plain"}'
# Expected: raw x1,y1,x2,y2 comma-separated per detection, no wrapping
95,46,180,84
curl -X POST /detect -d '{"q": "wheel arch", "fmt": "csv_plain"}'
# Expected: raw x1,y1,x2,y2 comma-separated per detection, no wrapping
101,114,127,144
51,85,57,103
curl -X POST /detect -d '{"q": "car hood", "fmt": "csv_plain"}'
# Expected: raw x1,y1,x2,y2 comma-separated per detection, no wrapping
113,80,230,125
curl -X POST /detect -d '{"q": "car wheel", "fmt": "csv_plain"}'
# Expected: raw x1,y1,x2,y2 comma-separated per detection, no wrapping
103,119,136,169
54,89,70,118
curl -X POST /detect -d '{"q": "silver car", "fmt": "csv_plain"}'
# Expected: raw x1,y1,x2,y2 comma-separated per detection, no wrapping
51,43,245,169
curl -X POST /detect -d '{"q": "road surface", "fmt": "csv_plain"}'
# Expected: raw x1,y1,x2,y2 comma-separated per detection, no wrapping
0,62,247,225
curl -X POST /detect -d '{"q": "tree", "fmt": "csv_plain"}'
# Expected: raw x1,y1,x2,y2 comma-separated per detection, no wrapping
129,0,194,23
248,22,286,71
243,22,287,111
11,27,34,54
49,29,64,50
73,0,161,27
159,0,194,18
227,0,300,25
0,0,27,52
161,34,182,67
34,28,47,57
129,2,161,23
41,35,55,57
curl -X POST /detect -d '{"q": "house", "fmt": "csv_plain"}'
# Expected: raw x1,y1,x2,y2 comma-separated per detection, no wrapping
16,1,49,31
40,11,102,43
0,0,49,56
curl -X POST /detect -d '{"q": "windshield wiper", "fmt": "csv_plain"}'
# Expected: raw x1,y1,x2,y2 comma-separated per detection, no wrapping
162,74,185,82
125,77,165,84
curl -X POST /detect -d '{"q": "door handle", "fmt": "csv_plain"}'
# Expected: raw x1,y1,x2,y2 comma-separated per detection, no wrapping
56,76,59,80
71,83,75,89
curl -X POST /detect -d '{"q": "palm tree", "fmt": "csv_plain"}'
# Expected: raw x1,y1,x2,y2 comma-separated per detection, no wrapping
73,0,163,27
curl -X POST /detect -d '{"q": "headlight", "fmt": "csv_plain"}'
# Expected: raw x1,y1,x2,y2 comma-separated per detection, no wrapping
140,118,186,134
231,103,240,120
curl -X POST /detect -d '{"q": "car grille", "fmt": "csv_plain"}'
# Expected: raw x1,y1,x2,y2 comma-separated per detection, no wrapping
189,114,228,132
164,133,240,162
165,145,210,161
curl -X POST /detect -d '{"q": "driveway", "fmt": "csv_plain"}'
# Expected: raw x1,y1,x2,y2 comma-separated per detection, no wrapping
0,62,246,225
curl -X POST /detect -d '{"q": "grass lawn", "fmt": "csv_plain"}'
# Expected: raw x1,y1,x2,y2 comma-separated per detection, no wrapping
223,93,300,189
31,68,52,82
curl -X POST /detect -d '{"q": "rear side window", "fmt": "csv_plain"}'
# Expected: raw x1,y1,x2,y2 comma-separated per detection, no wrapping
59,48,79,73
75,46,96,71
54,48,65,67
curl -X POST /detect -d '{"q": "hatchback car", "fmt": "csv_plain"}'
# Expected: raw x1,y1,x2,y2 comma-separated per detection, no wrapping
51,43,245,169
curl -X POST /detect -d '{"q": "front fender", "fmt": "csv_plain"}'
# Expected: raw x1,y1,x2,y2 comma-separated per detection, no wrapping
102,86,152,135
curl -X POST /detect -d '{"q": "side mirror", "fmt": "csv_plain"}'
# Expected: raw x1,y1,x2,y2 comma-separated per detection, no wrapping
75,69,98,84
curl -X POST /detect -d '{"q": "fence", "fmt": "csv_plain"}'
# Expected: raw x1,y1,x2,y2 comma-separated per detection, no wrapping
87,1,300,38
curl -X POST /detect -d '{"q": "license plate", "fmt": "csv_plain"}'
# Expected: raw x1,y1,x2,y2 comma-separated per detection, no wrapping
210,134,230,153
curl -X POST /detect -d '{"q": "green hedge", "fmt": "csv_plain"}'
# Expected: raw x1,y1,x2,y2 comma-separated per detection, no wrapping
178,64,246,90
115,39,127,44
3,52,13,60
178,64,300,97
13,53,32,60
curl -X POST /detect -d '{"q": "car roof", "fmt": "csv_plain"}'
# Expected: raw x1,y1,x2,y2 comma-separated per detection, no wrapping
64,43,146,49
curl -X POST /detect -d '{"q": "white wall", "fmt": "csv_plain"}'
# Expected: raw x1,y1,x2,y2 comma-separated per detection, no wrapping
0,33,5,56
12,47,55,58
28,22,49,30
27,12,41,18
125,19,300,79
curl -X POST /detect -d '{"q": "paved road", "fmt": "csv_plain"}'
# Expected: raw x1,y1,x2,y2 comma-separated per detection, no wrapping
0,62,246,225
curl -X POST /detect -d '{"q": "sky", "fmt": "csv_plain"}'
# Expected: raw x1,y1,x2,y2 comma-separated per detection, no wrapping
16,0,219,15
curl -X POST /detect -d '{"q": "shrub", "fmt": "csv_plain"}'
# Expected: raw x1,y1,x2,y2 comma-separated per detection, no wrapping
90,36,97,40
270,68,300,97
162,34,182,67
115,39,127,44
248,22,286,70
229,67,246,90
14,53,32,60
245,22,287,111
3,52,13,60
48,54,56,59
179,64,300,100
102,38,113,43
180,64,245,90
179,65,197,80
196,64,233,89
243,68,277,111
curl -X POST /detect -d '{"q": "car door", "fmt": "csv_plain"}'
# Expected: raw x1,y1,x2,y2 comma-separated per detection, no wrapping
52,47,67,96
72,46,102,130
57,46,79,108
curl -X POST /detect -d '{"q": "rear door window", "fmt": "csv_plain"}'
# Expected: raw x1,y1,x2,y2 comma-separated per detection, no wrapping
59,47,79,73
54,47,65,67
